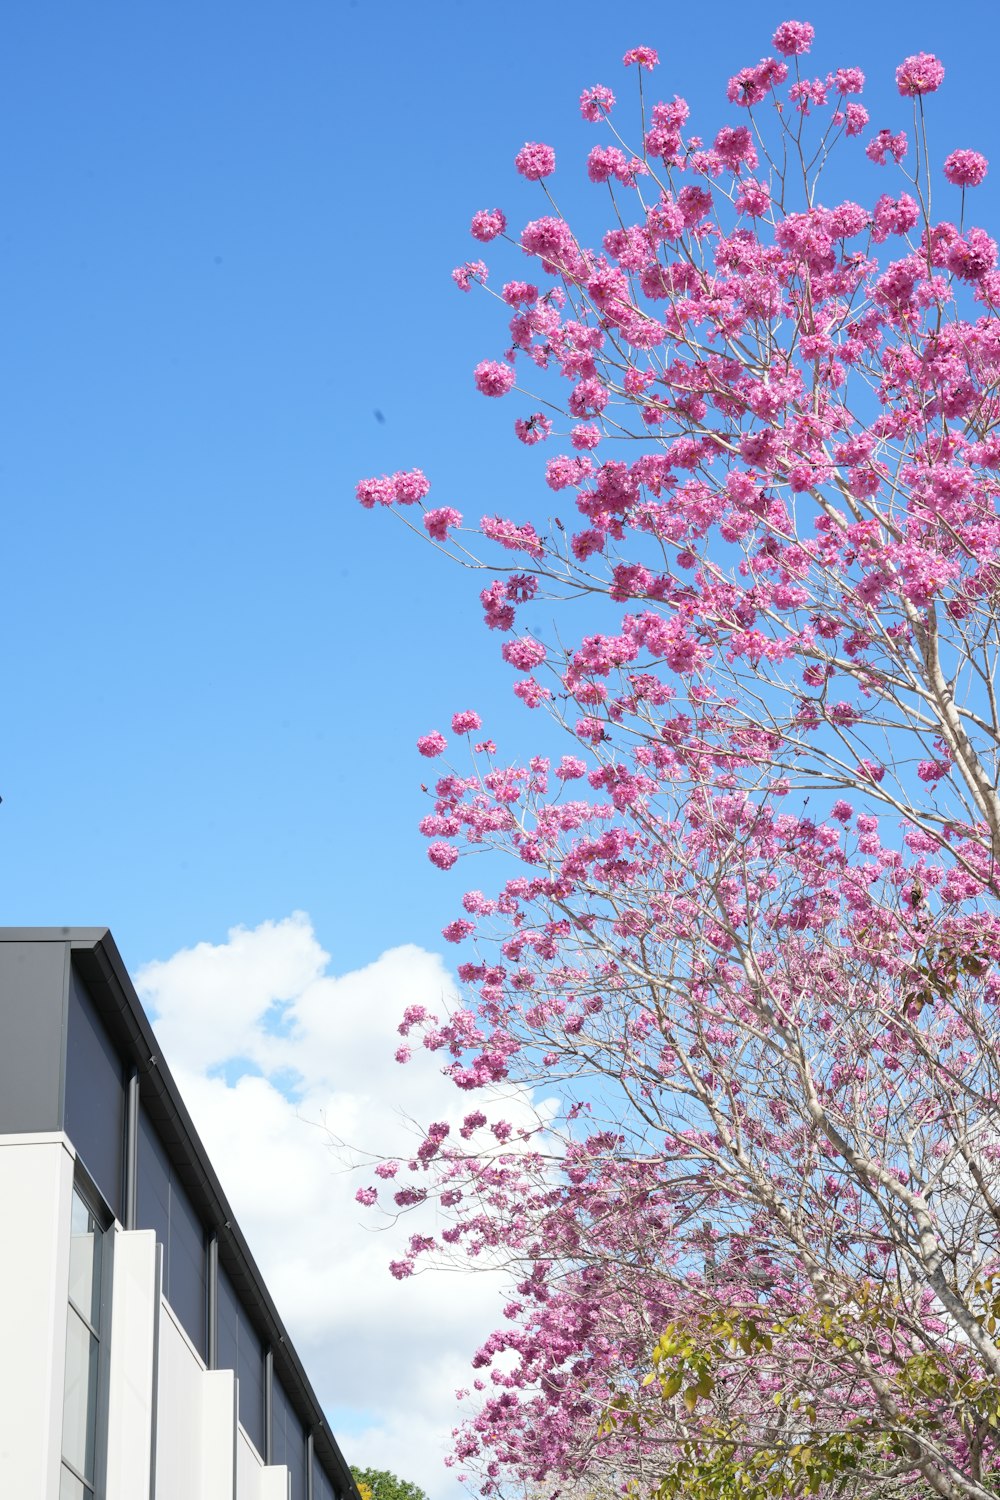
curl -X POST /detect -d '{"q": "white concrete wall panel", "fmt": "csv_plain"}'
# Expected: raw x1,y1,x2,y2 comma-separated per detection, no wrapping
202,1369,237,1499
236,1426,289,1500
236,1428,260,1497
105,1228,157,1500
0,1134,75,1500
156,1304,206,1498
258,1461,291,1500
156,1302,241,1500
257,1464,289,1500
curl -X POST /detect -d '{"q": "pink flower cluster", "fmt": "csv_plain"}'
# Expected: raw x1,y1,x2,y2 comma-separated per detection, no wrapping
622,45,659,69
772,19,814,56
424,506,462,541
356,468,430,509
579,84,615,122
470,208,507,242
895,51,945,96
514,142,556,180
727,56,789,107
452,710,482,734
944,149,988,187
514,412,552,445
474,360,516,397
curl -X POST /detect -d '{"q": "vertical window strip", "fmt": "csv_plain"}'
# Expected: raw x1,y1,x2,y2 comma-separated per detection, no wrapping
60,1187,105,1499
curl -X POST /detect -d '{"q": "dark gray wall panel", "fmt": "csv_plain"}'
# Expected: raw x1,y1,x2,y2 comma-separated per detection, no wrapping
0,940,68,1133
66,968,125,1219
313,1453,338,1500
273,1374,307,1500
218,1262,265,1452
137,1104,207,1358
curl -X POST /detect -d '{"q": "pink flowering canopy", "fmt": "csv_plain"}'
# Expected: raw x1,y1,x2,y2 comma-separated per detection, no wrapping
357,19,1000,1499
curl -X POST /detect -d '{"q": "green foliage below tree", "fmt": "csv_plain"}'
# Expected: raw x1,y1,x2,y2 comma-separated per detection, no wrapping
351,1465,429,1500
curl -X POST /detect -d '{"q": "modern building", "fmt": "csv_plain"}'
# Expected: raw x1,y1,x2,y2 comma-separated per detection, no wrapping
0,926,362,1500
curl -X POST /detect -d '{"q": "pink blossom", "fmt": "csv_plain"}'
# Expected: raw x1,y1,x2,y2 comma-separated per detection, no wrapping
571,528,604,560
394,469,431,504
393,1046,410,1065
714,125,758,172
474,360,516,397
568,378,608,416
501,636,546,670
772,20,814,56
947,227,997,281
896,52,945,96
452,710,482,735
513,676,551,708
872,193,919,242
442,919,474,944
481,515,544,557
520,216,583,276
735,178,771,216
356,469,429,509
427,841,459,870
452,260,488,292
727,57,788,107
502,280,539,306
579,84,615,122
470,208,507,242
388,1260,414,1280
622,46,659,69
830,66,865,95
944,149,988,187
514,142,556,180
918,759,950,782
587,145,632,185
480,580,515,631
514,413,552,445
417,730,447,758
424,506,462,541
374,1161,398,1179
843,102,869,135
856,760,886,784
355,475,396,509
866,128,908,166
355,1186,377,1206
571,423,601,449
555,756,587,780
462,891,496,915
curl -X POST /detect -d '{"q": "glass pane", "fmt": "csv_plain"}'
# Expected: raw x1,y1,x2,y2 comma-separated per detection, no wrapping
62,1307,98,1482
68,1192,102,1328
59,1465,90,1500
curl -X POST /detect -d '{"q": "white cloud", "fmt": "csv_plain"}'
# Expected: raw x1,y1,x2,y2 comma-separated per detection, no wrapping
136,914,537,1499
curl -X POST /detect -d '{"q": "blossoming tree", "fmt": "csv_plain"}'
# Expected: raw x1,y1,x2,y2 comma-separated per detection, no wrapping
358,21,1000,1499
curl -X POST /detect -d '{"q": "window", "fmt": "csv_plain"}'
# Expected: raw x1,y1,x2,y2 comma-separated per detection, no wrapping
65,971,124,1220
217,1261,265,1452
60,1187,106,1500
136,1105,207,1356
272,1373,307,1500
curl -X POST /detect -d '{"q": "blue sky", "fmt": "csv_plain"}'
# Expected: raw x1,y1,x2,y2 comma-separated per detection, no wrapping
6,1,1000,1489
3,0,998,979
